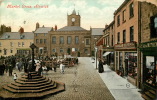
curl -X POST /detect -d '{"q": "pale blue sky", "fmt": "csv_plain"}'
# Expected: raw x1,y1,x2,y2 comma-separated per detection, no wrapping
1,0,125,32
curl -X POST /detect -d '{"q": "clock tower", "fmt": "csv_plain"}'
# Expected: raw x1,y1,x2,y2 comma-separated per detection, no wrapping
67,9,80,26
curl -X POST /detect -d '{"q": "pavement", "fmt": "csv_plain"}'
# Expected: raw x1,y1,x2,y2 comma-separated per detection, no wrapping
91,57,144,100
0,57,144,100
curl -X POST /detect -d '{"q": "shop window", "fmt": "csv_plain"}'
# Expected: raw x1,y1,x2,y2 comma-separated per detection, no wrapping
150,15,157,38
144,56,156,87
125,52,137,79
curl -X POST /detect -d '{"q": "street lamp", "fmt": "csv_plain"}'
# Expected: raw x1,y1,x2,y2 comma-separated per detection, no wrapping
95,47,98,69
30,43,37,72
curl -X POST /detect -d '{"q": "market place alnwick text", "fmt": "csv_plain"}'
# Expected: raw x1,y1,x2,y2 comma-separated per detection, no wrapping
7,4,49,8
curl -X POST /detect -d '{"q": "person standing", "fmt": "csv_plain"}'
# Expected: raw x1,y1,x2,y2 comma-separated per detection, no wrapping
98,59,104,73
9,63,13,76
13,73,17,81
60,62,65,74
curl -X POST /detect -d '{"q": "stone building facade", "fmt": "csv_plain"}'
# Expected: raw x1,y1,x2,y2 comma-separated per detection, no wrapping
34,25,53,58
138,2,157,100
47,10,91,57
103,21,115,70
0,32,34,57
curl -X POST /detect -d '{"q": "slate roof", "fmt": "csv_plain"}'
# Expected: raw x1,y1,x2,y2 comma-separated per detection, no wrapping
34,27,52,33
57,26,87,31
91,28,104,35
0,32,34,40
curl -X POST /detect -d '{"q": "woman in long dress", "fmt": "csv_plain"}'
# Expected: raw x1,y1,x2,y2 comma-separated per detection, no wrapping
98,59,104,73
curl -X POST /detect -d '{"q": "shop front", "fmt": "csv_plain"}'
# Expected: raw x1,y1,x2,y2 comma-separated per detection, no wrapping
139,40,157,100
114,42,137,86
103,47,114,70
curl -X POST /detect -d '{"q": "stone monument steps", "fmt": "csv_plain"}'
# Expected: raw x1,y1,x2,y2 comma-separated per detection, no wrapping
11,79,53,87
15,77,49,84
3,82,57,93
5,82,56,90
18,76,46,82
7,81,55,90
21,75,42,79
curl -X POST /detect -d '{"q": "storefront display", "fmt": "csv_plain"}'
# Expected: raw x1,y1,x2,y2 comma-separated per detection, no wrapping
125,52,137,79
144,56,156,87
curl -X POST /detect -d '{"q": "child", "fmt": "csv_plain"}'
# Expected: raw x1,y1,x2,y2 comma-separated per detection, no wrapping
13,73,17,81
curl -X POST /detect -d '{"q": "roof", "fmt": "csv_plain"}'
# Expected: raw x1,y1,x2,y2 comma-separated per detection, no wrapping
57,26,87,31
34,27,52,33
0,32,34,40
91,28,104,35
114,0,129,15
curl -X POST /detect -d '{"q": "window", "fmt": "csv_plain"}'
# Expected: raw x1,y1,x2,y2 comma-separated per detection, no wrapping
44,39,47,44
84,48,88,54
10,42,13,47
150,15,157,38
144,56,156,87
35,34,38,36
22,42,24,47
60,36,64,44
18,42,21,47
67,36,72,44
52,36,56,44
122,10,126,22
10,49,13,53
117,15,120,26
60,48,64,53
44,33,47,36
129,2,134,18
130,26,134,42
75,36,79,44
40,39,43,44
112,35,113,46
0,49,2,53
0,42,1,47
85,38,90,45
44,47,47,53
52,48,56,52
123,30,126,43
4,49,7,55
39,48,43,54
36,39,39,44
117,32,120,43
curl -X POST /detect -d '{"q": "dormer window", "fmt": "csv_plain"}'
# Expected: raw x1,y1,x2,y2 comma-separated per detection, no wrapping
20,35,25,39
5,35,10,39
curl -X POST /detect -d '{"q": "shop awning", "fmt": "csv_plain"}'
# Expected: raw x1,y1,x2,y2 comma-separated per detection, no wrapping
103,52,111,56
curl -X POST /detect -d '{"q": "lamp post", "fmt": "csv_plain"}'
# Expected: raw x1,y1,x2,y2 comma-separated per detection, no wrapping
95,47,98,69
30,43,37,72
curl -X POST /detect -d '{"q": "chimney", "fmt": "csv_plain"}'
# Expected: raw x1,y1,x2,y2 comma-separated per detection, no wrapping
19,27,24,34
55,25,57,31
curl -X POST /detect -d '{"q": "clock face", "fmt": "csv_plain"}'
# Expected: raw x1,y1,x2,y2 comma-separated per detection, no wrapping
72,18,75,22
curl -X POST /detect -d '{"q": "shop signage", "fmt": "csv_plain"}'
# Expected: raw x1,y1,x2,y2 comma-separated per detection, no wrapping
139,41,157,48
114,42,137,50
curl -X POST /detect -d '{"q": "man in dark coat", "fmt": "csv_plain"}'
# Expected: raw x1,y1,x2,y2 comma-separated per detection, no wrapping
98,59,104,73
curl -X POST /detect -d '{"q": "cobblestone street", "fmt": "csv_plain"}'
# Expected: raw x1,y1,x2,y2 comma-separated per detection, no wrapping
0,57,114,100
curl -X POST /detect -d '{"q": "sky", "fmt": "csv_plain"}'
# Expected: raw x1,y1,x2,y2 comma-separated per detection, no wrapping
0,0,157,32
